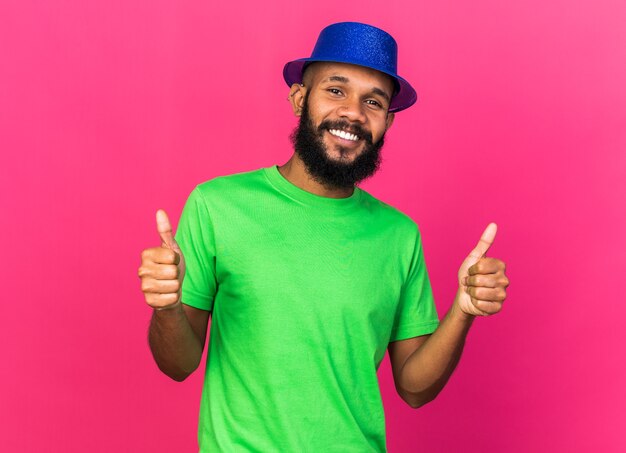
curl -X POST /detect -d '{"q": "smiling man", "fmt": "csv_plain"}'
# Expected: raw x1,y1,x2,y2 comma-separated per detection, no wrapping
138,22,510,452
285,61,394,192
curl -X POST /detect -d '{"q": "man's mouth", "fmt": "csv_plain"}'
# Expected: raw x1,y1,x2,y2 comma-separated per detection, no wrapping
327,128,360,142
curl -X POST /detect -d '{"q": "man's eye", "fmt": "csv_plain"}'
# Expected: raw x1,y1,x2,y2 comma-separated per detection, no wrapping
328,88,343,95
366,100,382,108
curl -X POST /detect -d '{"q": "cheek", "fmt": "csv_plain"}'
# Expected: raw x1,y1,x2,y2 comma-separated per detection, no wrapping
370,119,389,140
305,94,332,118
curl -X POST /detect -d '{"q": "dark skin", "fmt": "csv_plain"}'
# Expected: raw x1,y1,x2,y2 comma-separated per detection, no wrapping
139,210,208,381
139,63,510,409
280,61,395,198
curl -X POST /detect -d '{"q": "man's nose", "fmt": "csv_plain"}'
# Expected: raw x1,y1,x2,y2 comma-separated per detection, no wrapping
337,97,367,124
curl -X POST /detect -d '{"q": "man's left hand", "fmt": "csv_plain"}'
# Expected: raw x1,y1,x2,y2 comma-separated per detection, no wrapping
456,223,510,317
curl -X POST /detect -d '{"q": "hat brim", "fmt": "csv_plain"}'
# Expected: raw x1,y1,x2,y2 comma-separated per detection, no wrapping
283,58,417,113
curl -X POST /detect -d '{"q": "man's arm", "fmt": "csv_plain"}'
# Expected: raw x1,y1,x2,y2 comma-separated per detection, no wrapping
388,288,474,408
389,223,509,408
148,303,210,382
139,209,211,381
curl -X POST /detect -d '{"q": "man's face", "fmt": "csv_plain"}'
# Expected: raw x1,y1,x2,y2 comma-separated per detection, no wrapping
290,62,395,190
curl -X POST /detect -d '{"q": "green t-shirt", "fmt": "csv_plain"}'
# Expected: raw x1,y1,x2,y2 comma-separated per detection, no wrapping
175,165,440,452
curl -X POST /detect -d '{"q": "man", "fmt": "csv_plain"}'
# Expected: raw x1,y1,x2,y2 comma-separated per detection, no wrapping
138,22,510,452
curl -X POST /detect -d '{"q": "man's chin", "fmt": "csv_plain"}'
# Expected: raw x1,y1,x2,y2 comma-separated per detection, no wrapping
322,139,364,163
324,148,359,165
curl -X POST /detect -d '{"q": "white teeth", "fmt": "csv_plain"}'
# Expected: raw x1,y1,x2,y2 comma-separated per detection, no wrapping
329,129,359,141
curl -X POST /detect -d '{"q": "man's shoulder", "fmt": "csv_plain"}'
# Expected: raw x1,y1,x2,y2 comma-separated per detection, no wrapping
193,166,268,197
359,189,421,235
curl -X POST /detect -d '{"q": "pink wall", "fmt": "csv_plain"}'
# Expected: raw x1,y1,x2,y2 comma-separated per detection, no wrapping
1,1,624,452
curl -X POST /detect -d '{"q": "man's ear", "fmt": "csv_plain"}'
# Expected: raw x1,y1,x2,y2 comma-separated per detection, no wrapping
289,83,306,116
385,111,395,130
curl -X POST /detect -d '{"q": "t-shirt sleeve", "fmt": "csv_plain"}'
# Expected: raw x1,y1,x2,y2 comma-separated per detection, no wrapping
174,187,218,311
389,226,440,342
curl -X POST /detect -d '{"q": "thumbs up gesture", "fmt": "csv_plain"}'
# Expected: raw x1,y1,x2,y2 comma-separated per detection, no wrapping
138,209,186,310
456,223,510,317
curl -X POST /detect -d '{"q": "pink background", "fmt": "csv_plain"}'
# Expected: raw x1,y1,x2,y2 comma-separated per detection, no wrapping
1,1,624,452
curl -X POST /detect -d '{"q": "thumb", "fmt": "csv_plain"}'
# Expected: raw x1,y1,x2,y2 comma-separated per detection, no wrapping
467,222,498,260
156,209,179,250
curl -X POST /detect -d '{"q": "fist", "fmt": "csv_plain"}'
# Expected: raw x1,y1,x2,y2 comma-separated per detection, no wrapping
138,209,186,310
457,223,510,317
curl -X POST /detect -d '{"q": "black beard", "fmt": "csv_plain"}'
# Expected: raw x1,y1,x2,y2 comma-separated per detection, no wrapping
289,95,386,190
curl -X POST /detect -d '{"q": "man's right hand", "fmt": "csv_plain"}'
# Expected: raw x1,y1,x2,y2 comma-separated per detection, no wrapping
138,209,186,310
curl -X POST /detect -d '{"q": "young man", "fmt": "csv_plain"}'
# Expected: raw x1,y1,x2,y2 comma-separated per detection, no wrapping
138,22,510,452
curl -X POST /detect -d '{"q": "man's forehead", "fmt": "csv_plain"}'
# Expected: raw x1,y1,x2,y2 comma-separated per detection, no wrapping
306,62,394,93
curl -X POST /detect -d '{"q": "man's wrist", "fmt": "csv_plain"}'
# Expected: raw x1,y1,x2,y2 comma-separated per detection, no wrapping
154,299,183,313
452,288,476,324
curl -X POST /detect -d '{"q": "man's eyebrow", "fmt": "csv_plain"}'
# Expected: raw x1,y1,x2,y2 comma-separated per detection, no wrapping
326,75,350,84
323,75,391,103
371,87,391,103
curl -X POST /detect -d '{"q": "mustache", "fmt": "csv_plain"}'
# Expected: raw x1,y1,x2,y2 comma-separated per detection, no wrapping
317,120,373,143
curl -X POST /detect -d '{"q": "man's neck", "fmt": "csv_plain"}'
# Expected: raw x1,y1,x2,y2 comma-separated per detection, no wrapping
277,154,355,199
